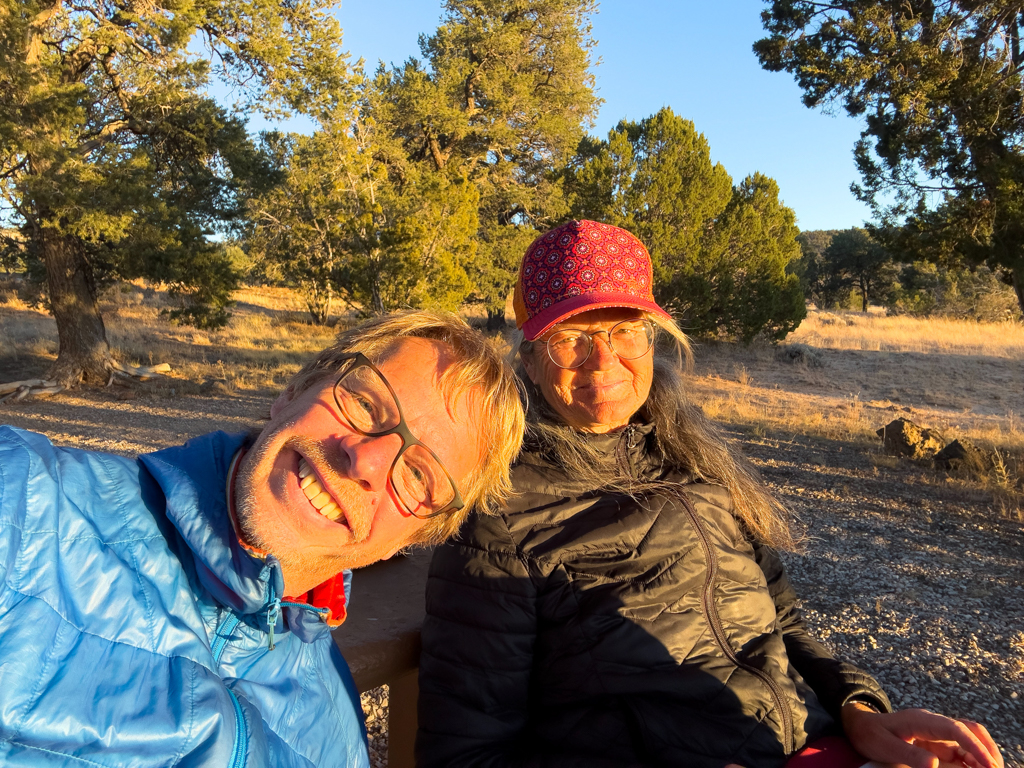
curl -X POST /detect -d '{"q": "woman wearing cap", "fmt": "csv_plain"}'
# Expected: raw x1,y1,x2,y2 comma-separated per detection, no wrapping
417,221,1002,768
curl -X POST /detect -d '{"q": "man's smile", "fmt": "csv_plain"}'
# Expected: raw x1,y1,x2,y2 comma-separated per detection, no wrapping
298,456,345,523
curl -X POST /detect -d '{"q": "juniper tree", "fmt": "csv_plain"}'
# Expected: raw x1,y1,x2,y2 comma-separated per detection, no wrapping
369,0,600,326
756,0,1024,319
565,108,805,341
247,107,478,321
0,0,351,385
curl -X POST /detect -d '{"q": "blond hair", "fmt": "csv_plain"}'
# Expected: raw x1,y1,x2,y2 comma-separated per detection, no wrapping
289,310,525,544
517,311,794,550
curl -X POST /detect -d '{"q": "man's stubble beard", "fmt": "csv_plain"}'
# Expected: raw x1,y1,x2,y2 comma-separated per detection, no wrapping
233,433,401,586
234,433,319,580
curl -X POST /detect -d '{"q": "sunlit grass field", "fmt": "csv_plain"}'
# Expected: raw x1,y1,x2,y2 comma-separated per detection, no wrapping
789,309,1024,358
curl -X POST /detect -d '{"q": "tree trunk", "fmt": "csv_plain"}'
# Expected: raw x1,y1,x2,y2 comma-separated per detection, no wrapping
1013,260,1024,321
370,279,385,316
41,230,113,387
305,279,332,324
485,307,506,332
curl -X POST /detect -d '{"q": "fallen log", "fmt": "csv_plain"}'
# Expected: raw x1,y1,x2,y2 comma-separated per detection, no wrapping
0,358,169,402
30,385,64,398
110,360,172,378
0,378,49,396
0,380,64,404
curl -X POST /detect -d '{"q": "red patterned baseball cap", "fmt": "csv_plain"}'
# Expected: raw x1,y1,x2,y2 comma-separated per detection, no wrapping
512,220,671,340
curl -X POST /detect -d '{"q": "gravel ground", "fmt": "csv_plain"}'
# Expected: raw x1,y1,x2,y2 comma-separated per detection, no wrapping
360,687,389,768
750,431,1024,767
360,431,1024,768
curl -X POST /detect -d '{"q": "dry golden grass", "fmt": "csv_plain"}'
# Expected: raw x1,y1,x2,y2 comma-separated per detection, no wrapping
789,309,1024,358
2,285,1021,514
688,309,1024,517
0,280,338,394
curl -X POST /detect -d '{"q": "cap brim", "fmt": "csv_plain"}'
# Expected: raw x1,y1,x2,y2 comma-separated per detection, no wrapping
521,292,672,340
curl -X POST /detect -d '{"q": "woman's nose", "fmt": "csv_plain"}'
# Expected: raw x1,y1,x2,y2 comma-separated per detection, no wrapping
582,332,619,370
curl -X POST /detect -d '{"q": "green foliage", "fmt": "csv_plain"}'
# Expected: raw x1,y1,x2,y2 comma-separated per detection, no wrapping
0,229,25,275
888,262,1021,321
368,0,600,320
820,228,900,312
793,229,840,304
756,0,1024,318
247,112,479,321
565,108,806,342
0,0,351,378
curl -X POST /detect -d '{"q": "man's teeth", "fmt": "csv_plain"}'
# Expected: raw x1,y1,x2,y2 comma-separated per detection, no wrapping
297,458,343,523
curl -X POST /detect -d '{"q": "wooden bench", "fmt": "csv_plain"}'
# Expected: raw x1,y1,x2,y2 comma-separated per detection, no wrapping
332,549,432,768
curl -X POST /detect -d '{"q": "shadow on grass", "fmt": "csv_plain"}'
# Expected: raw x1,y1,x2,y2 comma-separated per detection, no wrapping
0,352,55,383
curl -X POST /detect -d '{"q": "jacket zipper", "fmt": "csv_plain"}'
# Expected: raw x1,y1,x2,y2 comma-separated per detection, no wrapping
226,688,249,768
677,492,795,754
211,611,241,665
209,611,249,767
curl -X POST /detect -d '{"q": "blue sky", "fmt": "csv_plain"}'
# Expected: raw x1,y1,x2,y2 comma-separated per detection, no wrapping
246,0,873,232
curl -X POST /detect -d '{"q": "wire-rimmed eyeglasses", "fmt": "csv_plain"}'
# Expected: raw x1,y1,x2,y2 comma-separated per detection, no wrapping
332,353,464,519
540,318,656,370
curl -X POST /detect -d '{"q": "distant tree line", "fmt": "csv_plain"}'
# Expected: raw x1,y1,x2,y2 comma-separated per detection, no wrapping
794,228,1021,322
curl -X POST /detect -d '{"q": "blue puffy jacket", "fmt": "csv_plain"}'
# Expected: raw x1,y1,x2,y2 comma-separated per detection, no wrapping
0,426,370,768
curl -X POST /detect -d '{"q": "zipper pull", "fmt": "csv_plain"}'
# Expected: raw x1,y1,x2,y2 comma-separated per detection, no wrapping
266,598,281,651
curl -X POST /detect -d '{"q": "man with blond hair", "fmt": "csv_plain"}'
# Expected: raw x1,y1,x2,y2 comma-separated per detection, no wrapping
0,310,523,768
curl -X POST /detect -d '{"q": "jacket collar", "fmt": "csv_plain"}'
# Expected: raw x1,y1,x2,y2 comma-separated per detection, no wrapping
592,422,662,481
139,431,350,638
521,420,665,486
139,431,280,617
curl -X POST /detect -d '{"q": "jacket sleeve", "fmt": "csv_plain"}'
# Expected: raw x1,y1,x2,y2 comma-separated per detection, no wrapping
753,541,892,721
416,514,636,768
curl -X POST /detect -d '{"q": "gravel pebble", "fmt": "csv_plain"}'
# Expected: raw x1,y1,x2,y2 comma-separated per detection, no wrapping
361,686,389,768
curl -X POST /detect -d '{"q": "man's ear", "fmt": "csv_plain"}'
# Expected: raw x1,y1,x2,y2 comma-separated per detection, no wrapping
381,543,409,561
270,385,297,419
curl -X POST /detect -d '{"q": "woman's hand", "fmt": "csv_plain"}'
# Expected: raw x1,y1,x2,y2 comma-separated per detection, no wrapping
841,702,1003,768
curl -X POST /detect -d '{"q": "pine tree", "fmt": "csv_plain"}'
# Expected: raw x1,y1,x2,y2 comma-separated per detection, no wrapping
368,0,600,326
756,0,1024,319
0,0,351,385
565,108,805,341
822,228,900,312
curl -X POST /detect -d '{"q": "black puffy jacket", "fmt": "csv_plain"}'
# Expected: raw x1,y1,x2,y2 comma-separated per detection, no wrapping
417,424,890,768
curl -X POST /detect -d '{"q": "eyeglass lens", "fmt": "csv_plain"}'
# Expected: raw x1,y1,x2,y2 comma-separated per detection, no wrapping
546,319,655,369
334,365,457,517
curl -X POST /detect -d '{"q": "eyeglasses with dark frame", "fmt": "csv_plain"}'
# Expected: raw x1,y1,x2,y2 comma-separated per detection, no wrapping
332,352,465,519
540,318,656,370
